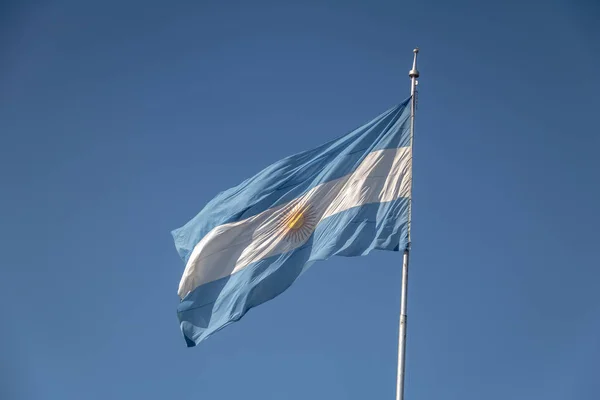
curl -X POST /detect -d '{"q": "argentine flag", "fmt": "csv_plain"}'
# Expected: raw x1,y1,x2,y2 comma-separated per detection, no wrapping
173,97,413,347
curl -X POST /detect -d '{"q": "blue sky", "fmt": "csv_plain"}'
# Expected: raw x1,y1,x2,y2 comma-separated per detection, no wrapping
1,1,599,399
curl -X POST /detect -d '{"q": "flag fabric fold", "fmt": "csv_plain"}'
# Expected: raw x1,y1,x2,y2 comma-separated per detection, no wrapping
173,97,412,347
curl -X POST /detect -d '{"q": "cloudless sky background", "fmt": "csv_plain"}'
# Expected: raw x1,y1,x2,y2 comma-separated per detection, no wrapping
1,0,599,399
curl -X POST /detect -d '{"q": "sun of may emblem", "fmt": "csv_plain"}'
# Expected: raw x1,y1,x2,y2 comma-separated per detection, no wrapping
278,201,317,244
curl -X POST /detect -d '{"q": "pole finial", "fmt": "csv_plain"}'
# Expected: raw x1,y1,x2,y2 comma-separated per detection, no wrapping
409,48,420,79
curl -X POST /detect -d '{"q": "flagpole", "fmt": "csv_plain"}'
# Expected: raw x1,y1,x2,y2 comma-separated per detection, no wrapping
396,47,419,400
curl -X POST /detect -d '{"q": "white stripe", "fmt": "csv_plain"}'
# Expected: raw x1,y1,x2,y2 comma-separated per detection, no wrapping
178,147,412,298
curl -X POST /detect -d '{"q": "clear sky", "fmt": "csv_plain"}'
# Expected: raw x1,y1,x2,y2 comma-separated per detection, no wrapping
1,1,599,399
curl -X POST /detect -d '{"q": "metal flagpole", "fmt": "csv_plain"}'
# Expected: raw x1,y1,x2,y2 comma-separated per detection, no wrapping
395,48,419,400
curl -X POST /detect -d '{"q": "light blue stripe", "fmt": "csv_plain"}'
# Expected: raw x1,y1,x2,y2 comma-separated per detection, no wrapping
172,97,411,264
178,197,409,347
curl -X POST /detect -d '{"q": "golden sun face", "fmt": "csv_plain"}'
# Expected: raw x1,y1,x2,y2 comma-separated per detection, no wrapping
278,202,316,243
287,211,305,231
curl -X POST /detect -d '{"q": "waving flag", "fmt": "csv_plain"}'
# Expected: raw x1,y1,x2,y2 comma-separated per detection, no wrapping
173,97,413,346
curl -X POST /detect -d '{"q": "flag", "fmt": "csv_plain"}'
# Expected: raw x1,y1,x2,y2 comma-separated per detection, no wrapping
173,97,412,347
